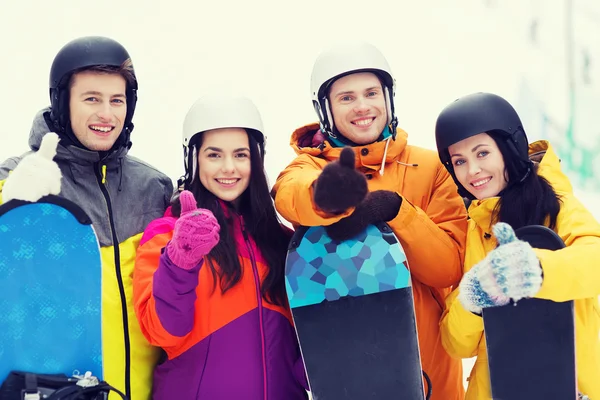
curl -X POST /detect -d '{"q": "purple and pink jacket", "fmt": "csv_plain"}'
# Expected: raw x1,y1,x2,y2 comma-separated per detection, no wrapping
133,205,308,399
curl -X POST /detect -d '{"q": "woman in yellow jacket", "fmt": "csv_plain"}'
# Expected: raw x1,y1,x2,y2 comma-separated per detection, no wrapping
434,92,600,400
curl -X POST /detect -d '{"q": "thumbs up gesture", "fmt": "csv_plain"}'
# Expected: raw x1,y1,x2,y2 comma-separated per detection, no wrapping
458,222,543,314
2,132,62,203
313,147,368,214
166,190,221,270
479,222,544,303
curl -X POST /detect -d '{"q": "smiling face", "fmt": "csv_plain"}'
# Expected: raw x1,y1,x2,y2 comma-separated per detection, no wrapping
197,128,251,204
328,72,387,145
68,70,127,151
448,132,508,199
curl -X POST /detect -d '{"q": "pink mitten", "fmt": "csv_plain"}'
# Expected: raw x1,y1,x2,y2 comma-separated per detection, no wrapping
166,190,220,270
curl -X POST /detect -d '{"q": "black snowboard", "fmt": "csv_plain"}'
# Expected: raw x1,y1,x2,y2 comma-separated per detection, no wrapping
483,225,577,400
285,223,428,400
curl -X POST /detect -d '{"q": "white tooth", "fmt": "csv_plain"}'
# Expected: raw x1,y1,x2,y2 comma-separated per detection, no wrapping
355,119,373,126
473,178,490,187
91,126,112,132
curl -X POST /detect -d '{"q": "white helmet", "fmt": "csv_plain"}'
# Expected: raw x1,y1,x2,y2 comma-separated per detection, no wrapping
310,42,397,139
179,94,266,189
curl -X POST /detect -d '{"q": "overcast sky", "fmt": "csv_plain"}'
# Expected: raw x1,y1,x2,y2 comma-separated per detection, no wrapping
1,0,598,215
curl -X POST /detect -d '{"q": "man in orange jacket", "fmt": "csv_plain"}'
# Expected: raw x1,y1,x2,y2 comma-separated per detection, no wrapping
271,42,468,400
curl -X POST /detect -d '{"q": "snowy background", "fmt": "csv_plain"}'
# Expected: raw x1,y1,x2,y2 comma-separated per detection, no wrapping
1,0,599,390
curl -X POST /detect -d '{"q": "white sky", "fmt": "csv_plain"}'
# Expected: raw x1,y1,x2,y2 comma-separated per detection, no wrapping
1,0,598,214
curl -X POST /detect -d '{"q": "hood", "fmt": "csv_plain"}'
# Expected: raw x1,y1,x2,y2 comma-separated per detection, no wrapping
29,107,129,165
528,140,572,194
289,122,410,175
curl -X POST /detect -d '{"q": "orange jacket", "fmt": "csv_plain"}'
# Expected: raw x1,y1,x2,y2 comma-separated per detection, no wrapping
272,123,468,400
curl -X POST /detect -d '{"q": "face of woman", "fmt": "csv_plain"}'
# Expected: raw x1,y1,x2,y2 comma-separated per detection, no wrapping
197,128,251,204
448,132,508,199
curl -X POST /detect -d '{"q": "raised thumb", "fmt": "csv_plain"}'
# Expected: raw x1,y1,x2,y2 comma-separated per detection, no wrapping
338,147,356,169
492,222,517,246
179,190,198,215
37,132,60,160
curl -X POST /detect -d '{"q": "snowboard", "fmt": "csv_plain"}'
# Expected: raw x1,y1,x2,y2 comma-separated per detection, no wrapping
285,222,427,400
0,195,103,384
483,225,576,400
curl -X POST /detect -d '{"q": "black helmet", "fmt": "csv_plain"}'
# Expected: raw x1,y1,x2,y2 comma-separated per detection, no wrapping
48,36,138,148
435,92,532,198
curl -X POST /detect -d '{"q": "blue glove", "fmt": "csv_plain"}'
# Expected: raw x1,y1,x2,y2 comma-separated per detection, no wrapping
480,222,544,303
458,261,510,314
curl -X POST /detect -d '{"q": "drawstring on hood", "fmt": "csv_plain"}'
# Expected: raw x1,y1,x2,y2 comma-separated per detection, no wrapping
379,135,392,176
101,165,108,184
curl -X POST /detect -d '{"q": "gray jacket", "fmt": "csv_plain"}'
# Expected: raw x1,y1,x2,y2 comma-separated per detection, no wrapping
0,108,174,400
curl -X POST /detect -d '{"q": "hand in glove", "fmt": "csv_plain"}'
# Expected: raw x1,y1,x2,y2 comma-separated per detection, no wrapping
458,261,511,314
313,147,368,214
325,190,402,241
480,222,544,303
458,222,544,314
166,190,221,270
2,132,62,203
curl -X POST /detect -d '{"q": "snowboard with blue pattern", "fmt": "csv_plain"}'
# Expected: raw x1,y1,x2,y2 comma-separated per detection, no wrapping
483,225,577,400
285,222,427,399
0,196,102,384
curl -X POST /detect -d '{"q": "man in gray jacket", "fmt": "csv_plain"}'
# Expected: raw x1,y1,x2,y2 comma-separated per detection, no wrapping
0,36,173,400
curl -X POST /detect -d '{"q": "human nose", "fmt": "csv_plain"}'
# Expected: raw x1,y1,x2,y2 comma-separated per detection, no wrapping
221,155,235,173
468,161,481,176
96,102,112,121
353,96,370,113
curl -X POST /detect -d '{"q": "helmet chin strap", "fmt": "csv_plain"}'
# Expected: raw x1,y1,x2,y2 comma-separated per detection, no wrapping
326,128,358,147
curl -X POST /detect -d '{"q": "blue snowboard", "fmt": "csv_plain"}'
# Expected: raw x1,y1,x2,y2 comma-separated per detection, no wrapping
0,196,102,384
285,223,427,400
483,225,577,400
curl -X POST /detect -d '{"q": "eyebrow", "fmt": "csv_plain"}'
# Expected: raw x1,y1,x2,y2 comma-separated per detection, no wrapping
332,86,380,98
450,144,489,158
80,90,126,98
203,146,251,152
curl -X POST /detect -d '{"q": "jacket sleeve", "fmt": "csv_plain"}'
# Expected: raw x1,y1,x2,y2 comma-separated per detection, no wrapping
133,217,201,350
0,156,22,204
440,288,485,359
534,193,600,301
389,164,467,288
272,154,354,227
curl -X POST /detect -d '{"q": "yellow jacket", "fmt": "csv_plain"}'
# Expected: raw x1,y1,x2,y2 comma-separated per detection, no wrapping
440,140,600,399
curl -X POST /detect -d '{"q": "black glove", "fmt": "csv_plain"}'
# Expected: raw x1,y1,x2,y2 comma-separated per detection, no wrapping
325,190,402,241
313,147,368,214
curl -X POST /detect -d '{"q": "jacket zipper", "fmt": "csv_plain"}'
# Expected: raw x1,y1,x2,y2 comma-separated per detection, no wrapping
94,162,131,400
241,218,268,400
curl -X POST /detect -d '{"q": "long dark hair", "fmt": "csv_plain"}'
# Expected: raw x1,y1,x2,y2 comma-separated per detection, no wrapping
172,130,291,306
488,131,561,230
